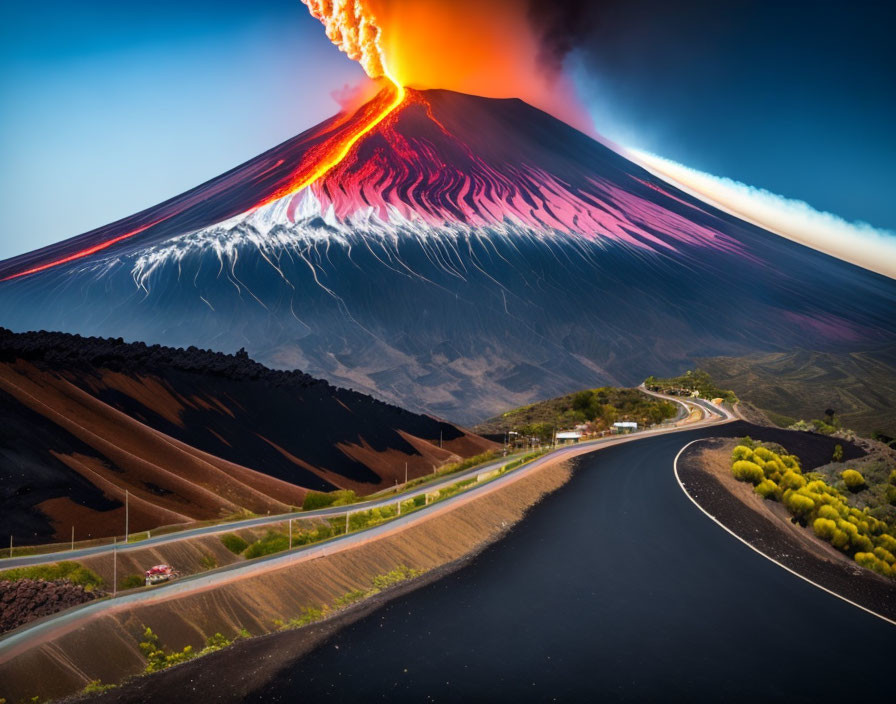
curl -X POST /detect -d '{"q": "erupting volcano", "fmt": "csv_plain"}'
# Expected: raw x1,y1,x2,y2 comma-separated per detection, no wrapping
1,82,893,423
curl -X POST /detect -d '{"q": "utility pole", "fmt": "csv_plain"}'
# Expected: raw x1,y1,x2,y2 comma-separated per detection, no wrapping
404,462,408,485
289,519,293,549
8,536,11,559
71,526,74,551
397,499,401,516
345,512,349,535
125,490,129,543
113,537,117,596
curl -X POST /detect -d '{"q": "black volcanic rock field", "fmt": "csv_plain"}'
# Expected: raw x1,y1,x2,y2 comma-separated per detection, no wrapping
0,328,495,544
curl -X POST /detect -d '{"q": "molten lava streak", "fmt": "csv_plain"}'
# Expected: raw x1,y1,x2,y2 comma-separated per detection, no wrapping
254,76,405,210
256,0,405,208
0,221,162,282
0,0,405,282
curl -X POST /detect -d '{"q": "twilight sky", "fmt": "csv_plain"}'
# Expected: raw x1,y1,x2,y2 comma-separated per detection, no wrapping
1,0,894,260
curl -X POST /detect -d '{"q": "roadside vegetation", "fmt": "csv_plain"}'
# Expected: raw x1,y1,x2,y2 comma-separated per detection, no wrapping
126,564,424,683
0,561,103,589
220,452,544,562
730,438,896,578
644,369,737,403
220,533,249,554
475,387,678,440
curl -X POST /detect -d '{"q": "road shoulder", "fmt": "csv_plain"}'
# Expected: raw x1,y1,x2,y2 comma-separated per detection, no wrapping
676,437,896,625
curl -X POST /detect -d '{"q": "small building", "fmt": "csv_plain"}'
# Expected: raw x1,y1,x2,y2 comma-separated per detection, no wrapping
556,431,583,445
613,421,638,433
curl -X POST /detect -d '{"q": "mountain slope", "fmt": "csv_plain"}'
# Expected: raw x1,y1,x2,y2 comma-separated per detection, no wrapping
0,328,494,544
0,89,893,424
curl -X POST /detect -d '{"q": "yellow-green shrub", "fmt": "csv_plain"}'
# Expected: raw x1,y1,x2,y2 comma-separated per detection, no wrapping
831,529,850,550
732,460,765,484
754,480,779,499
783,491,815,519
781,455,800,470
731,445,753,461
817,504,840,521
780,470,806,491
854,552,892,577
841,469,866,491
876,533,896,554
813,518,837,540
753,446,773,461
873,547,895,565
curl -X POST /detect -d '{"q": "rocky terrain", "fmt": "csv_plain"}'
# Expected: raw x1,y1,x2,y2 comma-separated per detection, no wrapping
1,579,105,634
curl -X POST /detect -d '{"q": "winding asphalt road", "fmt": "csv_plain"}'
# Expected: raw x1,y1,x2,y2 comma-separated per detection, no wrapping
2,391,730,570
241,421,895,703
0,391,729,660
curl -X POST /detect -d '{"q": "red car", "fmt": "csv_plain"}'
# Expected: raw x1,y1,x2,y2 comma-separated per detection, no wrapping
144,564,179,586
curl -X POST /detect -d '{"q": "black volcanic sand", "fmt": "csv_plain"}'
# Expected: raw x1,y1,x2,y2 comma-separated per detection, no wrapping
0,387,121,543
678,437,895,621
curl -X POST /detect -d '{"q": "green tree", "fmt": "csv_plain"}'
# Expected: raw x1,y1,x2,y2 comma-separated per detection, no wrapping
832,444,844,463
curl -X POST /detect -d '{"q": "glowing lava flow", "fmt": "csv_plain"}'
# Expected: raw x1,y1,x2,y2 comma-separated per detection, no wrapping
254,74,405,210
0,221,162,282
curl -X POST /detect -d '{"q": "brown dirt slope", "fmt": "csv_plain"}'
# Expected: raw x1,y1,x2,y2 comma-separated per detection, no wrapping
0,328,496,544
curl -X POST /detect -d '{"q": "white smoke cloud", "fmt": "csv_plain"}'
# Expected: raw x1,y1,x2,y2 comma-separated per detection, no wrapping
628,149,896,279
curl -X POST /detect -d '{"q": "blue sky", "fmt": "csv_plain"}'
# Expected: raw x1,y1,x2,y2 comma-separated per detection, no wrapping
0,1,364,259
568,0,896,233
1,1,893,260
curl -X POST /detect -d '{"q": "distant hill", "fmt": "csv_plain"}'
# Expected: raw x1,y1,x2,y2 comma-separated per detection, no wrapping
0,328,495,545
474,387,678,441
696,346,896,436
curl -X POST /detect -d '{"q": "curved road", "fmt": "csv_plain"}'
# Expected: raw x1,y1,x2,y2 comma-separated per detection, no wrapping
241,422,895,703
2,390,730,570
0,391,727,660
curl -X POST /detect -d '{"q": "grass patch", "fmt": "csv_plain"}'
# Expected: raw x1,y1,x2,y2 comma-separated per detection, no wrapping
766,410,796,428
243,530,289,559
220,533,249,555
138,628,250,674
0,561,103,589
302,489,357,511
119,574,145,590
81,680,116,694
